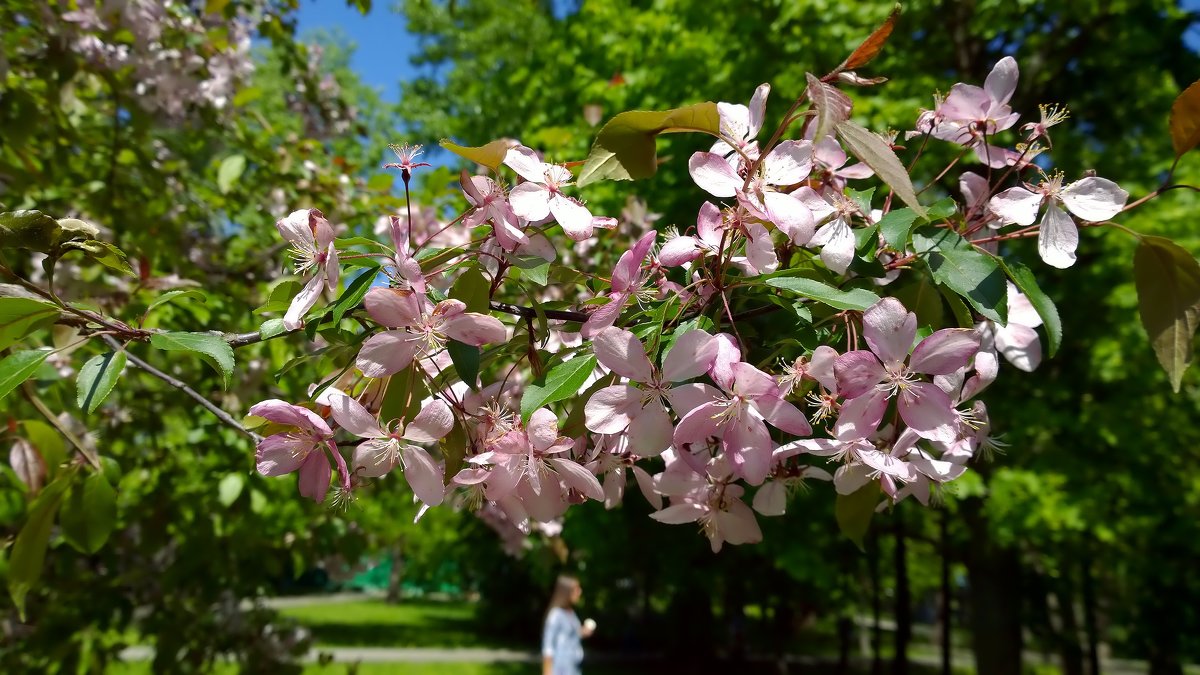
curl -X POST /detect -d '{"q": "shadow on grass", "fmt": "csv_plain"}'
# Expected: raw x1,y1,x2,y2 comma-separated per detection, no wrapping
282,599,514,649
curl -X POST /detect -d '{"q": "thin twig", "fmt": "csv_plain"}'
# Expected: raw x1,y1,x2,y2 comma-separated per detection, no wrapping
19,381,102,470
489,301,589,323
102,335,260,442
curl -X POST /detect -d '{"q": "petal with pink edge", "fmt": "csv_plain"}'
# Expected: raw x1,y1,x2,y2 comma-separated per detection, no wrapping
356,331,419,378
508,182,551,222
325,391,385,439
659,236,702,267
863,298,918,365
688,151,741,197
256,434,312,476
833,350,885,400
833,388,888,441
403,400,455,443
983,56,1019,105
995,323,1042,372
673,401,726,447
297,450,331,502
650,502,708,524
401,445,445,506
593,327,654,382
363,287,422,328
502,145,546,183
353,438,399,478
898,381,958,443
275,209,315,246
763,191,815,245
249,399,332,437
549,194,595,241
752,480,787,516
725,414,773,485
708,333,742,391
663,329,718,382
442,312,507,346
579,293,626,339
628,400,673,457
584,385,642,434
752,396,811,436
762,140,813,186
284,274,325,331
548,458,604,501
630,465,663,511
666,382,723,417
527,407,561,452
909,328,981,375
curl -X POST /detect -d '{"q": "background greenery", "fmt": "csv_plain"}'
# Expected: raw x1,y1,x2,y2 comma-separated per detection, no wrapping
1,0,1198,673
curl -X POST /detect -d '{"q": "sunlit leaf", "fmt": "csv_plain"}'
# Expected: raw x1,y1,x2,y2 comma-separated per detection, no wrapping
76,351,127,414
1169,78,1200,157
836,120,926,218
578,102,720,186
1133,236,1200,391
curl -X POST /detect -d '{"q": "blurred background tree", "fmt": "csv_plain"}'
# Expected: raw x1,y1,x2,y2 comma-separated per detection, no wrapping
0,0,1198,673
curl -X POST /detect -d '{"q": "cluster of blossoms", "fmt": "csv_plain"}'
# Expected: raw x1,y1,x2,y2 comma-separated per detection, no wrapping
249,56,1129,552
55,0,255,118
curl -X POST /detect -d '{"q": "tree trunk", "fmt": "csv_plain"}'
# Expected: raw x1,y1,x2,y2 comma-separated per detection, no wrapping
1081,557,1100,675
940,511,952,675
868,530,883,675
385,539,405,604
962,499,1023,675
892,511,911,675
1052,578,1084,675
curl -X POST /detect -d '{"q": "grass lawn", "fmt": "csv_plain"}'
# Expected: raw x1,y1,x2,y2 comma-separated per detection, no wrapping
277,597,515,649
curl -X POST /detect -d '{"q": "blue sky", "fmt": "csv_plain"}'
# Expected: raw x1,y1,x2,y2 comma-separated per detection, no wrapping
295,1,421,102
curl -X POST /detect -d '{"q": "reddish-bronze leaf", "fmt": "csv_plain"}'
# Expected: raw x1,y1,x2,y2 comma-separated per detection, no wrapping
1169,79,1200,158
837,4,901,73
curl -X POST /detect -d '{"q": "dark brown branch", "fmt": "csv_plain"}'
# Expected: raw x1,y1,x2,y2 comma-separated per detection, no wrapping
489,301,589,323
102,335,260,442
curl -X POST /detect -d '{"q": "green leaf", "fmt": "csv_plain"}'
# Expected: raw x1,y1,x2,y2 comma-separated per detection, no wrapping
441,423,469,483
911,225,970,255
515,261,550,286
447,340,481,390
379,367,432,423
0,210,61,253
878,208,919,250
145,289,207,315
846,187,876,219
1169,79,1200,157
835,483,879,550
578,102,720,186
1133,236,1200,391
0,297,59,351
76,351,127,414
367,173,394,191
892,277,945,329
1000,259,1063,358
8,476,69,620
217,154,246,194
449,267,491,314
440,139,511,170
927,249,1007,324
938,285,974,328
22,421,67,479
149,332,236,388
924,196,958,221
835,120,926,218
520,355,598,422
69,240,134,276
258,318,287,340
60,473,117,555
765,277,881,311
329,266,380,325
217,473,245,507
0,349,51,402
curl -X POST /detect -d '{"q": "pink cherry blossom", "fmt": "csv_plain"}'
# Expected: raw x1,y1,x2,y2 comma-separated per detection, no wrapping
324,390,455,506
834,298,980,442
688,141,816,243
276,209,339,330
584,327,720,456
580,230,657,338
649,450,761,552
250,399,349,502
989,173,1128,268
504,145,596,241
930,56,1021,168
659,202,724,267
673,361,812,485
794,187,861,274
357,289,507,378
461,173,528,252
711,83,770,163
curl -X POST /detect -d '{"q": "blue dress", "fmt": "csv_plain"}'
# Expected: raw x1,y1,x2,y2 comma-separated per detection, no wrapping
542,607,583,675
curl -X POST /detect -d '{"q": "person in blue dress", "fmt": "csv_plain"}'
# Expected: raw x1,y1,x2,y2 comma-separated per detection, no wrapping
542,575,594,675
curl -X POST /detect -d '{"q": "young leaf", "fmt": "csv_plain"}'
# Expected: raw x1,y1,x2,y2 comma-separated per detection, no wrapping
836,120,927,218
440,139,511,170
765,277,881,311
0,297,59,351
148,332,236,388
1169,78,1200,158
877,208,919,249
145,289,208,315
836,3,901,72
258,318,287,340
835,483,879,550
926,249,1007,324
1000,259,1063,357
1133,236,1200,391
520,355,598,422
8,476,70,621
60,472,117,555
22,420,67,479
329,266,380,325
217,154,246,194
447,340,481,391
807,73,853,142
217,473,245,507
449,267,491,314
0,349,51,402
578,102,720,186
76,351,127,414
